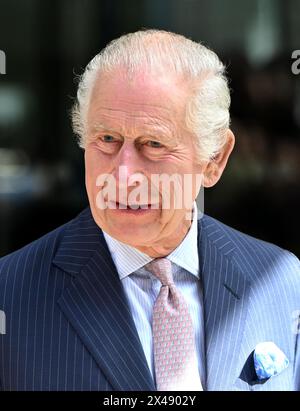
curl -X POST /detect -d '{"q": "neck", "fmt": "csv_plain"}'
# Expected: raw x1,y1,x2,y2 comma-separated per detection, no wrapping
134,213,193,258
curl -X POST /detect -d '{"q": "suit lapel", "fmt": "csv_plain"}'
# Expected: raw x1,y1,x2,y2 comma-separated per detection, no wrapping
198,216,251,390
53,208,155,391
52,207,251,391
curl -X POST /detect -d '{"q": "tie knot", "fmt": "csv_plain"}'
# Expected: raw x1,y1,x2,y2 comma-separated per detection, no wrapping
145,258,173,286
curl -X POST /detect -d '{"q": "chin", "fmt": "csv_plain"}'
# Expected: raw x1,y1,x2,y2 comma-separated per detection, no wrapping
108,224,154,245
91,207,159,242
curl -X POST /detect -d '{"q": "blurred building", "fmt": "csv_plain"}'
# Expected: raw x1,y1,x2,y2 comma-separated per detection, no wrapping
0,0,299,257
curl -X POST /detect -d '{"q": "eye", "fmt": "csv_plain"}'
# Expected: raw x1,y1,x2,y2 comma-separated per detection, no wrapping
101,135,117,143
94,134,122,154
145,140,164,148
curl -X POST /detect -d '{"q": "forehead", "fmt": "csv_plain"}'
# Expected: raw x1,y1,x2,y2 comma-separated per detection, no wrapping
87,68,190,128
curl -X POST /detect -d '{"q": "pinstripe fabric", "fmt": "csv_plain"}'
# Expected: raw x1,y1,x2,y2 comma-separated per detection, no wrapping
0,206,299,391
199,218,300,391
102,202,206,387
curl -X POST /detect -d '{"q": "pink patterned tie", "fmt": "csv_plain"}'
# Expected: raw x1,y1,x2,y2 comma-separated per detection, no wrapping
145,258,203,391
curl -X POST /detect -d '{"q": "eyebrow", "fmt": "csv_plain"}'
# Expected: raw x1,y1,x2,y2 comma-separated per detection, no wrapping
90,123,121,134
90,122,175,144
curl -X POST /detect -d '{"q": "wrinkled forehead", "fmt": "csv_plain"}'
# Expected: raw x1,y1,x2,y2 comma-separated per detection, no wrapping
88,67,191,116
86,69,195,142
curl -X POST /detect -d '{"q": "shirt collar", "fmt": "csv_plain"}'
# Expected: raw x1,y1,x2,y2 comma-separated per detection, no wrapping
103,202,199,280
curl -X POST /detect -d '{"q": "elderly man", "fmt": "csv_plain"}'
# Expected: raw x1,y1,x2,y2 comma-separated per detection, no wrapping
0,30,299,391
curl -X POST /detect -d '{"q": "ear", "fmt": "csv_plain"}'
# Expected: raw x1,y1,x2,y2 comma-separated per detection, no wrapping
203,129,235,188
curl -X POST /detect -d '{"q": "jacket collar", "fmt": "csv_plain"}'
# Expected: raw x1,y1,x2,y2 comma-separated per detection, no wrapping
53,207,155,391
198,215,251,390
53,207,251,391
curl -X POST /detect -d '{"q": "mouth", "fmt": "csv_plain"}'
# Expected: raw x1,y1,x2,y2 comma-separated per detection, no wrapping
107,201,159,212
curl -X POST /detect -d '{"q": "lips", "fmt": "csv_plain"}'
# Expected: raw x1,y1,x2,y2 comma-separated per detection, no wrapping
116,201,153,209
108,201,158,209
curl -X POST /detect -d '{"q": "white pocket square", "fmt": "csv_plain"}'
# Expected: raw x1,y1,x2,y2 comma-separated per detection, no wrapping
254,342,289,380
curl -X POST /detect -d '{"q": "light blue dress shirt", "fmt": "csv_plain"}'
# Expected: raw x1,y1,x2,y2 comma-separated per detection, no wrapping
103,203,206,388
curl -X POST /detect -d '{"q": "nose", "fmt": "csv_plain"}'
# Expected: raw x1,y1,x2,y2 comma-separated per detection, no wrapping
112,141,146,187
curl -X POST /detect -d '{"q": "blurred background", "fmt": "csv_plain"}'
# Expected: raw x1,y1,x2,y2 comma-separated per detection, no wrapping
0,0,299,257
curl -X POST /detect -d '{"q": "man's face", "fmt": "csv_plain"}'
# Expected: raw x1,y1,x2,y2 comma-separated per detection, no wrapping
84,68,206,249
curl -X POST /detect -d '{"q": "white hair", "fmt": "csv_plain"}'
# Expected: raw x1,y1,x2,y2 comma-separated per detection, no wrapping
71,29,231,162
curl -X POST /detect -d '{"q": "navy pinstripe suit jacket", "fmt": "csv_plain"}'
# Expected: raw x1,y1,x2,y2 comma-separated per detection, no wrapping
0,207,300,391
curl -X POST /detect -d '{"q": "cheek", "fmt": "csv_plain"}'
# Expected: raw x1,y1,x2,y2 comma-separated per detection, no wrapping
85,151,104,204
85,149,111,181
